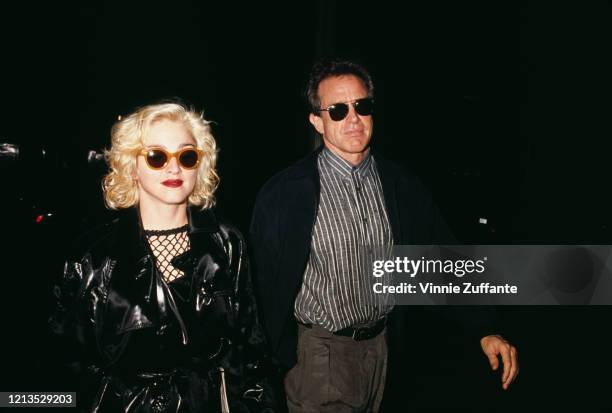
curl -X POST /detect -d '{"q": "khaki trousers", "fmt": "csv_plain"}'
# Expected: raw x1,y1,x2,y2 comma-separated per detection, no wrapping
284,324,387,413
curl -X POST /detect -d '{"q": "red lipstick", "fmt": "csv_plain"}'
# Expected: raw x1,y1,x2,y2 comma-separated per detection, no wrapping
162,179,183,188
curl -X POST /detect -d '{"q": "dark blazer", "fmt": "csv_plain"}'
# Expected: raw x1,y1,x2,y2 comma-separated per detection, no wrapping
249,146,492,368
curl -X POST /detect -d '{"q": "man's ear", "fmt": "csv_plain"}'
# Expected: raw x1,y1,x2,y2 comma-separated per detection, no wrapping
309,113,325,135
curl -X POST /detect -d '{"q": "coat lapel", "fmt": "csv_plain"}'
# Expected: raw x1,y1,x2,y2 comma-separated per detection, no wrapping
375,153,402,244
105,208,158,335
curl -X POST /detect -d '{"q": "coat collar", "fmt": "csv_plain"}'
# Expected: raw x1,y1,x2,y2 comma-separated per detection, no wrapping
287,145,323,180
111,206,220,270
187,206,220,234
114,205,219,238
114,207,148,267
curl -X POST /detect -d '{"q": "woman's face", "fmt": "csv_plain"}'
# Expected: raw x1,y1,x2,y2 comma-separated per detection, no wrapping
135,118,199,209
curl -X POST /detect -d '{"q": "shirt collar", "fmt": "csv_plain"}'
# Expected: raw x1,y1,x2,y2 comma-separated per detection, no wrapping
320,146,373,180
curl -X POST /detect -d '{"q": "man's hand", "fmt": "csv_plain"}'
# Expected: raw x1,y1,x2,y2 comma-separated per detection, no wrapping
480,335,519,390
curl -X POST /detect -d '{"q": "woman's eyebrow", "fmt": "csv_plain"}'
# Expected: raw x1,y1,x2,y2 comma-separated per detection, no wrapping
143,142,196,149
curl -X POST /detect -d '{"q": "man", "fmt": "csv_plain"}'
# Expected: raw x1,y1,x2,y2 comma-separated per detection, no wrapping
250,59,518,412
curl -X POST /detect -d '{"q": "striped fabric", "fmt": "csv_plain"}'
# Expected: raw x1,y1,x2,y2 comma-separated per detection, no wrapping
294,147,393,332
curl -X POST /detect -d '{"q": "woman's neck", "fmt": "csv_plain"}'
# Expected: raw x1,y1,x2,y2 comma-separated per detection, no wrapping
139,202,189,231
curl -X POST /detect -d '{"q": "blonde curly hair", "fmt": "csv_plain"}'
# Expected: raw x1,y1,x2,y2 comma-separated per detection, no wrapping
102,102,219,210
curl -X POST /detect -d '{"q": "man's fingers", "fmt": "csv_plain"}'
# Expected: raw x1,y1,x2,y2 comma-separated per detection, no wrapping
503,346,519,390
486,352,499,371
500,344,511,384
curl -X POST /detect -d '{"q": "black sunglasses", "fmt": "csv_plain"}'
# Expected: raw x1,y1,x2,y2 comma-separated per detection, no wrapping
139,147,204,170
318,97,374,121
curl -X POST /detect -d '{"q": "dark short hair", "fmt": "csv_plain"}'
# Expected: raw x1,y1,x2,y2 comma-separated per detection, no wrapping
306,58,374,114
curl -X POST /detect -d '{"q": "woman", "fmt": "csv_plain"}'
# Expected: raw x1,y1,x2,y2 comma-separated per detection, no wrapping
49,102,279,412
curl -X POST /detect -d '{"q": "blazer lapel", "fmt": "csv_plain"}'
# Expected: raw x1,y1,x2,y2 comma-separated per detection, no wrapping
375,153,402,244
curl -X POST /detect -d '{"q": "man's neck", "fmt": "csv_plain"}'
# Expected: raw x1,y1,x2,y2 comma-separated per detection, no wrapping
324,145,369,166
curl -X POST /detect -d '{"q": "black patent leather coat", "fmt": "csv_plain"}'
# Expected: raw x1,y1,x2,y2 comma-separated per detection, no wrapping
49,207,280,413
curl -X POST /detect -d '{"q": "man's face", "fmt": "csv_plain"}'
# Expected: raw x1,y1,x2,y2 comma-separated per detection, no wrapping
309,75,373,163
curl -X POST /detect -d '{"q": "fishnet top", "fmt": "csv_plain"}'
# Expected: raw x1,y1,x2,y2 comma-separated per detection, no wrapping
144,224,191,283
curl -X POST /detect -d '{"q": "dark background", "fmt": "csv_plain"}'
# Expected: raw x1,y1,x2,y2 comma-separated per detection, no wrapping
2,1,612,410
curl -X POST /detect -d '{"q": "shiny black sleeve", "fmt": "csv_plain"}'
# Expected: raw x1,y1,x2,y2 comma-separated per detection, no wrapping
222,226,285,412
47,258,88,380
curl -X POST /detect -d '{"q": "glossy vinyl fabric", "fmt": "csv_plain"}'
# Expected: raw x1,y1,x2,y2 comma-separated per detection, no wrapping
49,207,280,413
